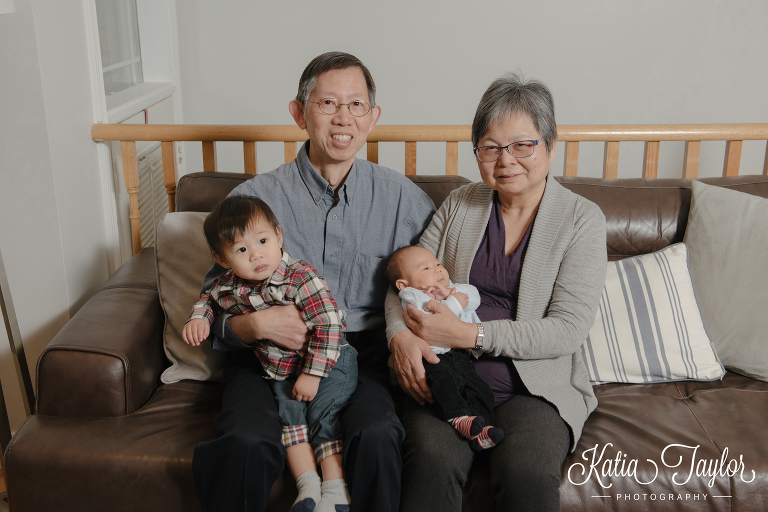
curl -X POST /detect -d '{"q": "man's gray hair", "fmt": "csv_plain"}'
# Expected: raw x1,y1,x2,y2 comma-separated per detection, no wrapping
296,51,376,107
471,73,557,152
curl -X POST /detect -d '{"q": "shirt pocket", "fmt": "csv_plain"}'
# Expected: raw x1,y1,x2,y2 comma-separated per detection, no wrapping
350,251,389,309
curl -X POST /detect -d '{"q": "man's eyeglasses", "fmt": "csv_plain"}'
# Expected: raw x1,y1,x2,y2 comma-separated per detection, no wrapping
473,136,545,162
311,98,372,117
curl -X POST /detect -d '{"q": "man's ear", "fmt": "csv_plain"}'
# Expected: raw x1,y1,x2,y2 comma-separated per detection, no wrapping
289,100,307,130
395,278,409,291
367,105,382,134
212,251,230,269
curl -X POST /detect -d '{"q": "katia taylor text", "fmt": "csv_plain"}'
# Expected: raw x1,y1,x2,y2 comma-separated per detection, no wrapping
567,443,755,488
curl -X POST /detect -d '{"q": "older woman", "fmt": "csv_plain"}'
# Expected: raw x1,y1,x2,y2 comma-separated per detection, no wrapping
386,74,607,511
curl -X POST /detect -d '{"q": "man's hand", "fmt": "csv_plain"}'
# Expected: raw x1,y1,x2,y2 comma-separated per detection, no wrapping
182,319,210,346
390,330,440,405
229,305,310,350
450,290,469,309
293,373,321,402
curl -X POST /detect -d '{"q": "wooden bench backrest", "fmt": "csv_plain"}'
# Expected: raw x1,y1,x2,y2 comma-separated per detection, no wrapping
91,123,768,254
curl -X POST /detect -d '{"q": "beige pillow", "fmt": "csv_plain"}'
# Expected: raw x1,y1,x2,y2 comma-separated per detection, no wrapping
684,181,768,382
581,243,724,384
156,212,224,383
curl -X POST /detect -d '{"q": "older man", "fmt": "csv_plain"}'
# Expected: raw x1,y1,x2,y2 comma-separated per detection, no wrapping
192,52,435,512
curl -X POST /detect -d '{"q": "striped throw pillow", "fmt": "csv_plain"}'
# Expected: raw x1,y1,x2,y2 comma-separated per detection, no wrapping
581,243,724,385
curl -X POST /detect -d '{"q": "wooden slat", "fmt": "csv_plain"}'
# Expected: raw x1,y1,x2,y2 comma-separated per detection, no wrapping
120,141,142,254
723,140,742,177
92,123,768,144
202,141,217,173
683,141,700,178
91,123,768,182
93,124,309,142
603,141,620,179
556,124,768,142
764,141,768,176
445,141,458,175
405,141,417,176
284,141,296,163
161,141,177,212
243,141,257,175
367,141,379,164
564,141,579,177
643,141,660,179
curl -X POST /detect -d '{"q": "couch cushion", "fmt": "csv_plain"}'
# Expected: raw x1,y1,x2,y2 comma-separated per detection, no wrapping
156,212,224,383
560,372,768,511
581,243,724,384
5,381,220,512
177,172,251,212
557,175,768,261
684,180,768,382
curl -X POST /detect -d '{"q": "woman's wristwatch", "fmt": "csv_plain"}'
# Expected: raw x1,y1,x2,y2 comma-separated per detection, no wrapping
474,323,484,350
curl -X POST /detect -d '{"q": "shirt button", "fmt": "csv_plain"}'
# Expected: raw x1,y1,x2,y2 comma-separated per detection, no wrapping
333,214,338,220
331,254,336,259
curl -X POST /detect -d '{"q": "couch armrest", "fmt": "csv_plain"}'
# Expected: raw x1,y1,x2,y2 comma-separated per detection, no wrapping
36,249,166,417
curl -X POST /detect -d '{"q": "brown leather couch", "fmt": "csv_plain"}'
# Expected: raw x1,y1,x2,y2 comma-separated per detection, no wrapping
5,172,768,511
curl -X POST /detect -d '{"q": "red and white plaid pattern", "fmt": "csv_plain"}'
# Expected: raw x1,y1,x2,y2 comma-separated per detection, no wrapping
314,440,343,463
282,424,309,447
188,251,346,380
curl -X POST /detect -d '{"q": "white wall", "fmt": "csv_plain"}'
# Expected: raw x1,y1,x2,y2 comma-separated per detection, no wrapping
0,0,111,432
174,0,768,181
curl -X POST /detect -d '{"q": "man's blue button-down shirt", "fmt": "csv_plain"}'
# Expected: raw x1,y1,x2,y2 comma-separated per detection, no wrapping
210,142,435,349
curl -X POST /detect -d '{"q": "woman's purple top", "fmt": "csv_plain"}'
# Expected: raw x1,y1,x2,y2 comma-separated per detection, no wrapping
469,194,534,406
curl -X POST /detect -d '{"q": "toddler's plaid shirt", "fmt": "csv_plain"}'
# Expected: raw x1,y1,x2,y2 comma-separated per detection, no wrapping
188,251,346,380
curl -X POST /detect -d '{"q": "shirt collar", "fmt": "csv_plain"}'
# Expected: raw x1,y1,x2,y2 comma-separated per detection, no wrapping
296,141,356,206
266,250,294,286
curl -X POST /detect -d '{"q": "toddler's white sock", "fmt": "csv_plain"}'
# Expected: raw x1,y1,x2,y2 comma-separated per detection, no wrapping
291,470,321,512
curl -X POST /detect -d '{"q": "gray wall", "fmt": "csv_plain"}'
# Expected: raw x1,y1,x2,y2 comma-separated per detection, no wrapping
0,0,110,431
175,0,768,181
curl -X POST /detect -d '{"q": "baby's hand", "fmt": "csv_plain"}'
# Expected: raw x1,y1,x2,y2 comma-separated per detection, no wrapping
292,373,321,402
182,319,210,346
425,283,451,301
450,290,469,309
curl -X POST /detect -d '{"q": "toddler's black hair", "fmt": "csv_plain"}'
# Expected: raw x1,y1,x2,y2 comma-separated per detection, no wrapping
203,195,280,257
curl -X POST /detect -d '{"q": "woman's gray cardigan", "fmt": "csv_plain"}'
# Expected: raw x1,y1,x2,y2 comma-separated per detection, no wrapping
385,174,607,448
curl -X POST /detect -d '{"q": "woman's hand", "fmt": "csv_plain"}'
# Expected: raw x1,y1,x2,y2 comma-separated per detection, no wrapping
228,305,310,350
404,300,477,349
390,330,440,405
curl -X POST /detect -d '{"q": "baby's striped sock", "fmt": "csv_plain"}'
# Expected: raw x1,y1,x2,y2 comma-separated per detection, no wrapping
449,415,485,440
469,425,505,452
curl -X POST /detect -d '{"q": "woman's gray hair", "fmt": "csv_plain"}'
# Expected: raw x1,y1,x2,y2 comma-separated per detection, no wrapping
296,51,376,107
471,73,557,152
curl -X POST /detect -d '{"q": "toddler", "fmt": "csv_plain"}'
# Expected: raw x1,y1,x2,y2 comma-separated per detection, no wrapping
183,195,355,512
